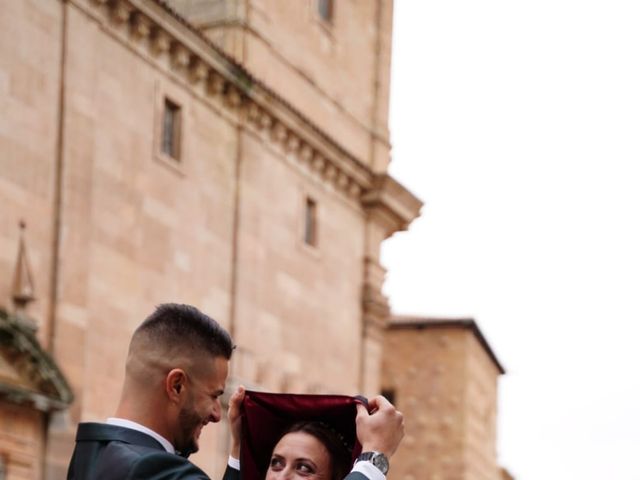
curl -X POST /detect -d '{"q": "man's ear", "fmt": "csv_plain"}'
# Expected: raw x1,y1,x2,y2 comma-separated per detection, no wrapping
166,369,187,403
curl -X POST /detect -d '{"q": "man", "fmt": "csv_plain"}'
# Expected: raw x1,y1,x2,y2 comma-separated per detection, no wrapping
67,304,403,479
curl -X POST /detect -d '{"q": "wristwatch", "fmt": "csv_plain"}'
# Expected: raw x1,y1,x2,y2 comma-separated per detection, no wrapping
356,451,390,475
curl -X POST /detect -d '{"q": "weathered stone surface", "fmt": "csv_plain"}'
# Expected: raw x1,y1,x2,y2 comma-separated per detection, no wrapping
382,319,504,480
0,1,422,478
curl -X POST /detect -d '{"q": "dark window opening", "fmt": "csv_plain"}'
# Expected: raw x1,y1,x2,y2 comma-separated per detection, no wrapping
381,388,396,406
304,197,317,246
317,0,333,22
162,98,181,160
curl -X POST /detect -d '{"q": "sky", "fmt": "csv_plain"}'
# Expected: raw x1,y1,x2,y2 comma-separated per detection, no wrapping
382,1,640,479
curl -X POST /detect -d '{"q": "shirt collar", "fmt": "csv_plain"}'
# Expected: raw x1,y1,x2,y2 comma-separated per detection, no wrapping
106,417,175,454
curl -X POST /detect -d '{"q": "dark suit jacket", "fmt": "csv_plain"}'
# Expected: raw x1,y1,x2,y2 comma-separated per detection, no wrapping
66,422,238,480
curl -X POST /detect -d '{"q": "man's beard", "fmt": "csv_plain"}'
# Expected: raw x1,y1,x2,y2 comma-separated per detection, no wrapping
176,403,204,457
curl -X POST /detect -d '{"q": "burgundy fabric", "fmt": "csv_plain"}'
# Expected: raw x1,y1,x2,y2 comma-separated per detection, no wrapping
239,391,367,480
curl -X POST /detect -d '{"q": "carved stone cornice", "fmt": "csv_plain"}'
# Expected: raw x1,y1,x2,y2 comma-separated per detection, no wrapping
77,0,421,235
75,0,376,202
0,309,73,411
362,174,423,238
110,0,132,24
130,11,151,40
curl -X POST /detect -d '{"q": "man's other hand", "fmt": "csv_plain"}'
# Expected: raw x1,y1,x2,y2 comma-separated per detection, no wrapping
228,385,245,458
355,395,404,457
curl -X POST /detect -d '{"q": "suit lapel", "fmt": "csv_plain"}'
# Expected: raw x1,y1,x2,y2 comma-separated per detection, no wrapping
76,422,166,451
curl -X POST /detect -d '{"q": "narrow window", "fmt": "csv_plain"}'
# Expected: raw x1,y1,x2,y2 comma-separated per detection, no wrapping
304,197,317,246
162,98,181,160
317,0,333,22
381,388,396,405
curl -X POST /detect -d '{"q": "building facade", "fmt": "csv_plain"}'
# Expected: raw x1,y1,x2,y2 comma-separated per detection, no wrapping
382,317,506,480
0,0,421,478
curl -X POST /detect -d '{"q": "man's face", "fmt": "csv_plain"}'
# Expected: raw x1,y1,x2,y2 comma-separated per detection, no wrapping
174,356,229,455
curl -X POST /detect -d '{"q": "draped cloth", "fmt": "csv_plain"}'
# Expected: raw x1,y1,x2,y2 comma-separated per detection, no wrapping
239,391,368,480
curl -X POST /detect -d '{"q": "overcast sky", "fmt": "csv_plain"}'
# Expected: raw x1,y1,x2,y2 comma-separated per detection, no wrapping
382,1,640,479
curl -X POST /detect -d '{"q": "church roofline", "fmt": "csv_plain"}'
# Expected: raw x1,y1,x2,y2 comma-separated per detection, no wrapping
389,315,506,374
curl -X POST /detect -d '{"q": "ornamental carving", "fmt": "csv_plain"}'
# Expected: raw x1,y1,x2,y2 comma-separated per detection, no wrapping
0,309,73,412
80,0,420,225
87,0,372,200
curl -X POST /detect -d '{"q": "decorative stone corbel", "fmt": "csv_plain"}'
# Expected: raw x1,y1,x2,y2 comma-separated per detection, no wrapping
170,42,190,70
247,102,261,123
259,111,273,130
129,12,151,40
285,134,300,153
323,164,337,182
311,154,325,172
189,58,209,84
207,72,226,95
271,122,287,144
110,0,132,25
299,144,313,163
150,27,171,55
224,86,242,108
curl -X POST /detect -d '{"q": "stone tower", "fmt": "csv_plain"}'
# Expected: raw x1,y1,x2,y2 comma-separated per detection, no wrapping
382,317,506,480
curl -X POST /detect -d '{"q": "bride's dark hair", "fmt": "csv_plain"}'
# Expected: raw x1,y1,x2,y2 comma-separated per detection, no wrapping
275,420,352,480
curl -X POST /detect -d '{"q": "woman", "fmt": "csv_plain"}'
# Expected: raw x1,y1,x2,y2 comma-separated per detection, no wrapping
266,421,352,480
232,390,364,480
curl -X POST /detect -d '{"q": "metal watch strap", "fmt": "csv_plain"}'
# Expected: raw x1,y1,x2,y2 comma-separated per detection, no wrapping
356,451,389,475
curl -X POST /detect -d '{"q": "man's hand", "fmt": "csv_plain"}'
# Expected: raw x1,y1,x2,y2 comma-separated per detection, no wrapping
355,395,404,457
228,385,245,459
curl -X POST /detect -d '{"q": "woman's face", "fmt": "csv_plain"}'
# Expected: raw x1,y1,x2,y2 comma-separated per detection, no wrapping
265,431,332,479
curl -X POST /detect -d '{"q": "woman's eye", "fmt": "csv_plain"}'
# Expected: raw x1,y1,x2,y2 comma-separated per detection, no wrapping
269,457,284,470
296,462,315,475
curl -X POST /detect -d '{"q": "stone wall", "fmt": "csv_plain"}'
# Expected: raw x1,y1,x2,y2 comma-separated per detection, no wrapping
382,320,503,480
232,129,365,394
0,1,421,478
0,0,62,347
167,0,395,171
0,402,44,480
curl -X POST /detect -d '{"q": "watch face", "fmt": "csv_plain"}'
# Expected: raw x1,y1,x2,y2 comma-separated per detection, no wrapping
357,451,390,475
372,452,390,474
